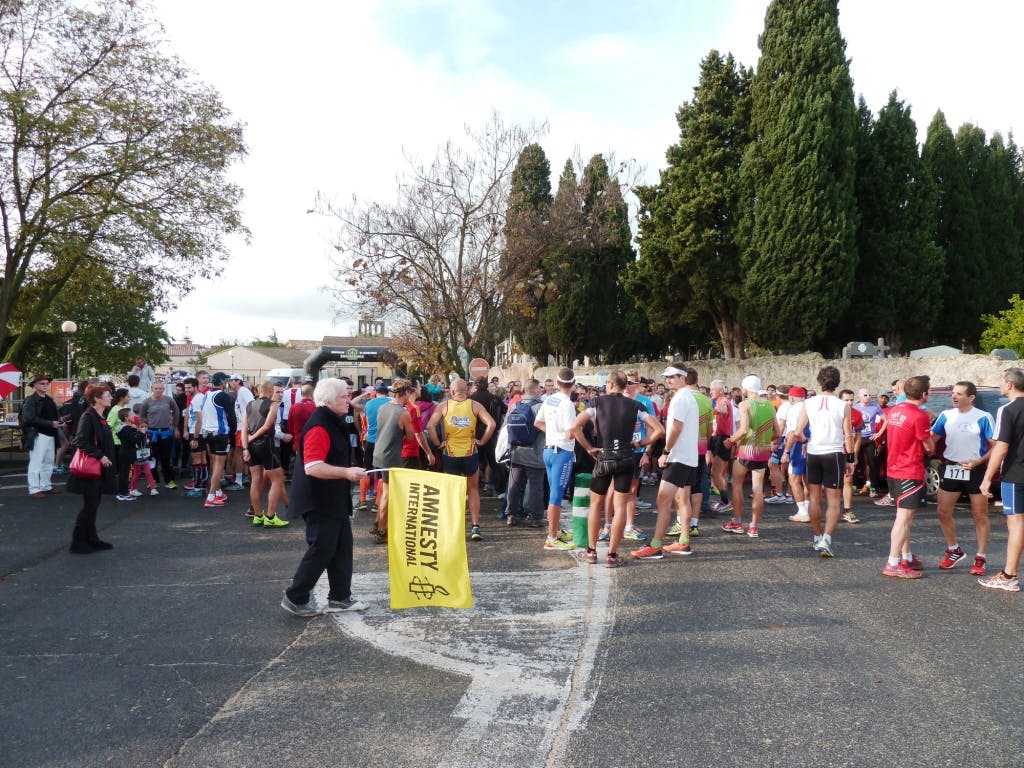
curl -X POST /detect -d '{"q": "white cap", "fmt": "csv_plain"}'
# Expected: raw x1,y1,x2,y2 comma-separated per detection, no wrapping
661,366,687,377
741,374,762,392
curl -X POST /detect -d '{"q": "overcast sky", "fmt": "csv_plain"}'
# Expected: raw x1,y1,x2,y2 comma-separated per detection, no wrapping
151,0,1024,346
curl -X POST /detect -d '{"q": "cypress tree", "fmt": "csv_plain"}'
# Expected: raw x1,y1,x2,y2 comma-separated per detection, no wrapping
740,0,859,350
501,143,554,361
974,132,1023,308
922,111,985,346
543,156,636,363
631,50,752,358
847,92,943,350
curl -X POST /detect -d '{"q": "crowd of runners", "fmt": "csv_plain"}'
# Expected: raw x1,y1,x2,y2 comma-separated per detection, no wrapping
17,356,1023,594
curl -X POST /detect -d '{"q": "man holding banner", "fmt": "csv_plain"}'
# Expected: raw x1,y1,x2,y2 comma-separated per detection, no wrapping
281,378,369,617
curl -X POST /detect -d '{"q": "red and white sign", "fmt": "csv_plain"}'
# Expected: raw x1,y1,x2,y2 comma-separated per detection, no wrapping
468,358,490,379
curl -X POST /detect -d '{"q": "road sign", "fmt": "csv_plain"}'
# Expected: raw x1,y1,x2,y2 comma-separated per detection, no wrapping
468,358,490,379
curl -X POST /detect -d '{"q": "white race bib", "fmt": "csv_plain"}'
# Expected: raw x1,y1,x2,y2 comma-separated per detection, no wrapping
943,464,968,482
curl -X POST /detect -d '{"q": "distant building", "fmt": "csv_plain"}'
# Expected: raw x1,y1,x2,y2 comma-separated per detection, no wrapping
205,345,312,386
159,340,204,376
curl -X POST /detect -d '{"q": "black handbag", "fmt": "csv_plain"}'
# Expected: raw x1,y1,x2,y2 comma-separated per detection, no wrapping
592,449,635,477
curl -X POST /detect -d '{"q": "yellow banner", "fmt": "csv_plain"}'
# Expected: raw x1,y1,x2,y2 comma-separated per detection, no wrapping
387,468,473,609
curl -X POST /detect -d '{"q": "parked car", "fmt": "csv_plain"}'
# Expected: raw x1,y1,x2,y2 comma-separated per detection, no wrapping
921,386,1007,502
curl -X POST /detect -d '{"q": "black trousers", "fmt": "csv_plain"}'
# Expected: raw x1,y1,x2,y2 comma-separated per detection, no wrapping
150,435,174,484
73,488,101,539
858,440,881,488
286,513,354,605
116,446,133,495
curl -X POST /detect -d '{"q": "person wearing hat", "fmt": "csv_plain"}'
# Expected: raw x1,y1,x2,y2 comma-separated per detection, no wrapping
721,374,781,539
782,386,810,522
21,374,62,498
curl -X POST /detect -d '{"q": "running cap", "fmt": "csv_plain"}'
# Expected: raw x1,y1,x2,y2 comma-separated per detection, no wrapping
661,365,687,377
741,374,762,392
789,386,807,399
227,373,244,382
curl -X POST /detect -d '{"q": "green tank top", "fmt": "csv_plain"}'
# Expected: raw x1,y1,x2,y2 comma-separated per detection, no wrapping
737,399,775,462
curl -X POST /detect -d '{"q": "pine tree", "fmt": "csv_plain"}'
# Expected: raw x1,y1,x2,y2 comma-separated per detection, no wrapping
846,92,943,350
739,0,859,350
631,50,751,358
922,111,985,346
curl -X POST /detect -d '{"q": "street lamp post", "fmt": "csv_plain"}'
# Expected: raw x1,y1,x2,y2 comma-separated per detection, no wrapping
61,320,77,380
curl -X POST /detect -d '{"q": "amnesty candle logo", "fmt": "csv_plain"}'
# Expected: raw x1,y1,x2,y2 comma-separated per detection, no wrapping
387,468,473,609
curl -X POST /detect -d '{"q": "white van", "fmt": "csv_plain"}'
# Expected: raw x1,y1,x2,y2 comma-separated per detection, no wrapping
266,368,305,387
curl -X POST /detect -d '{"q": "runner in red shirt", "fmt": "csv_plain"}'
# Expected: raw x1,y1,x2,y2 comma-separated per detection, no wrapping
883,376,934,579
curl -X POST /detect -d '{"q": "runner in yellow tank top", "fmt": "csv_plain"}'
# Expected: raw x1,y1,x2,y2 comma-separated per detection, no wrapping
425,379,497,542
441,398,477,457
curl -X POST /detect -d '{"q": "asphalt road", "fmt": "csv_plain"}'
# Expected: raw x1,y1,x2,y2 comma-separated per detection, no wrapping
1,465,1021,768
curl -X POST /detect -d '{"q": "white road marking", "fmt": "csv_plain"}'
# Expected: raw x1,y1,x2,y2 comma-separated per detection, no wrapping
315,558,615,768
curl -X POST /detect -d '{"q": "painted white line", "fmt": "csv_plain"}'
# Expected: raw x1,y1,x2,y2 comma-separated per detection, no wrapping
316,558,615,768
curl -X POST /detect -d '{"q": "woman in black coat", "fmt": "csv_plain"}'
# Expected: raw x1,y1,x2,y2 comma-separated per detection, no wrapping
67,384,117,554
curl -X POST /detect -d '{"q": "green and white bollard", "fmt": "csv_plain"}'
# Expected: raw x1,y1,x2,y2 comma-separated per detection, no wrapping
572,473,592,547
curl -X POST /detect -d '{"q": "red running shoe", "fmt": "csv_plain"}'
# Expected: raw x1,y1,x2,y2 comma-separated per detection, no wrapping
938,546,966,570
883,561,922,579
721,520,745,534
969,556,987,576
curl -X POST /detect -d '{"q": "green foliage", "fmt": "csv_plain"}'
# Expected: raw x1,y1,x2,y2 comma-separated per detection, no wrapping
840,92,943,351
980,294,1024,355
631,50,751,359
972,132,1023,311
739,0,859,350
922,112,985,346
501,143,554,360
541,155,637,364
0,0,247,364
16,264,168,378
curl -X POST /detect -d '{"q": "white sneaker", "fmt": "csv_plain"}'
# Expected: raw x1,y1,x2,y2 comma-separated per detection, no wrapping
765,493,786,504
150,488,159,496
788,512,811,523
635,499,652,509
129,489,142,497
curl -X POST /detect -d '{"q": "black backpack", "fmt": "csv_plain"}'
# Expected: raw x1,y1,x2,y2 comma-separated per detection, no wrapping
506,400,538,447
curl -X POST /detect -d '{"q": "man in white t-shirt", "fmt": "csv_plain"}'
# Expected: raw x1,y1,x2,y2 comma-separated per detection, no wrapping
534,367,579,549
634,363,699,560
932,381,995,575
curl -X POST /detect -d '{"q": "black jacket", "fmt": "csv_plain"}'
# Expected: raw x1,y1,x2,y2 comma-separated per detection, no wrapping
67,408,117,496
287,406,353,521
19,392,58,450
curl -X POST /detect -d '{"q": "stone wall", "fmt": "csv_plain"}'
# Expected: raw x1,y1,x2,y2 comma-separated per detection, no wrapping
505,353,1013,393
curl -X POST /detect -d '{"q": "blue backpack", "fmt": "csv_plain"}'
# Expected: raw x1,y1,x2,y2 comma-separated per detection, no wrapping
506,400,538,447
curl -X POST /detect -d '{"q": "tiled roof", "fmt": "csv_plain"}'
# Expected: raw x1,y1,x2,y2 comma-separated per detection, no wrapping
165,343,198,357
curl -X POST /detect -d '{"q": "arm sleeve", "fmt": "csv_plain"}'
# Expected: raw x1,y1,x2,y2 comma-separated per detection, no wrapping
302,426,330,466
931,412,947,437
215,391,236,433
